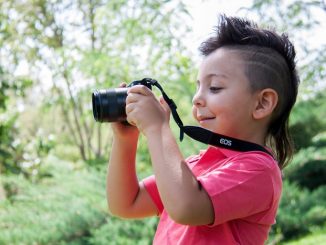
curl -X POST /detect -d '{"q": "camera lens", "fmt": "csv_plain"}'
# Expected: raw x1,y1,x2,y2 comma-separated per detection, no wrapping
92,88,128,122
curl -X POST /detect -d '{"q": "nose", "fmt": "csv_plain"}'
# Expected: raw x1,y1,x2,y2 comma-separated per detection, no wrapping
192,91,205,107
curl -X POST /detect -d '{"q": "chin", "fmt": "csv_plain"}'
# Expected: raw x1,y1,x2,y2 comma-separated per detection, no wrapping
200,124,218,134
203,125,227,136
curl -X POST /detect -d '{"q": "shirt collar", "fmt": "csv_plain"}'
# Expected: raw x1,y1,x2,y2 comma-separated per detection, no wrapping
207,145,240,158
206,145,274,159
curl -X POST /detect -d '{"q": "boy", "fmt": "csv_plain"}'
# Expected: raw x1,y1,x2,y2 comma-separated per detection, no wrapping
106,15,299,244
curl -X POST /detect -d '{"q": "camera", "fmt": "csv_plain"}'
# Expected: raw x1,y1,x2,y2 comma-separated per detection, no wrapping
92,78,153,122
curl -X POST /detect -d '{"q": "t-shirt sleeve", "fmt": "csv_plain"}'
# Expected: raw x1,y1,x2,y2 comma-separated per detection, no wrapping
197,154,276,226
142,175,164,215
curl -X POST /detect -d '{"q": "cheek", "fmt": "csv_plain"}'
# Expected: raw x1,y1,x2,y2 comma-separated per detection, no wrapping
192,106,197,120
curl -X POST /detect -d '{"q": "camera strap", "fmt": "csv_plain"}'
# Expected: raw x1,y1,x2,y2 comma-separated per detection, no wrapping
146,78,273,157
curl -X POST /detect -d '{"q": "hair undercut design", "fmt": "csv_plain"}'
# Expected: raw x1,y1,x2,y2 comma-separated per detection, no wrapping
199,15,300,168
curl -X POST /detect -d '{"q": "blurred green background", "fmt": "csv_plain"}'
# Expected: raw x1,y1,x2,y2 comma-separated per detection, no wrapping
0,0,325,244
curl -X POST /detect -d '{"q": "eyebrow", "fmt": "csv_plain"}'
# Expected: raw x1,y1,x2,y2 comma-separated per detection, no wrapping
197,73,228,84
207,73,228,79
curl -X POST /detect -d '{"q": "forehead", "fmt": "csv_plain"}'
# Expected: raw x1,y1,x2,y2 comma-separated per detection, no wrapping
198,48,246,78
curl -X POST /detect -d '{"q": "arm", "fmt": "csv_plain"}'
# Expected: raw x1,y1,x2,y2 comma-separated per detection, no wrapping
126,86,214,225
145,124,214,225
106,91,158,219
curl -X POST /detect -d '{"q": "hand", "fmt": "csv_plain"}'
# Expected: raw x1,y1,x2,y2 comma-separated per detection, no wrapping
126,85,171,136
111,83,139,140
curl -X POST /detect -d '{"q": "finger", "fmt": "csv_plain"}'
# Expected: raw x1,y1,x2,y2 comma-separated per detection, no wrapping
118,82,127,88
127,85,152,96
125,102,138,127
126,117,137,127
126,92,143,104
125,101,136,114
159,96,171,113
125,107,137,127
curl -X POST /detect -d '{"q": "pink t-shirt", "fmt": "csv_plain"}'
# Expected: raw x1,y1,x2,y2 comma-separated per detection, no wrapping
143,146,282,245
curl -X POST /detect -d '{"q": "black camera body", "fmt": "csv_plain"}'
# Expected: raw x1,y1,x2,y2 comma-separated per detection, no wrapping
92,78,153,122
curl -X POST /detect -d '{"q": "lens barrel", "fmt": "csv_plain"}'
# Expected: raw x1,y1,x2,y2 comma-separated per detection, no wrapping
92,88,128,122
92,78,153,123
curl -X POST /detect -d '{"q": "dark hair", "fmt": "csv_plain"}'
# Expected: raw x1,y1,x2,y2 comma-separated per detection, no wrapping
199,15,299,169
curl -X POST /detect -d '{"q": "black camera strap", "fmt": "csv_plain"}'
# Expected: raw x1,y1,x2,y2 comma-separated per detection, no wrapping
145,78,273,157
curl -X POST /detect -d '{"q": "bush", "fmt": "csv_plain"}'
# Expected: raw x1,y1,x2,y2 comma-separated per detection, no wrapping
290,116,324,150
0,154,160,245
286,159,326,190
283,226,326,245
269,181,326,241
289,91,326,151
88,217,158,245
0,157,107,244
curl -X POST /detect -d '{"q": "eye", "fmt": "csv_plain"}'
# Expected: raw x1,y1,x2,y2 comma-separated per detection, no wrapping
210,87,223,93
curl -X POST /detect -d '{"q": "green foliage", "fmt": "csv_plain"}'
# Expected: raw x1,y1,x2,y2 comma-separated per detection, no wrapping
0,67,17,174
282,89,326,197
283,227,326,245
0,156,107,244
0,0,194,163
88,217,157,245
286,159,326,191
290,91,326,150
269,181,326,241
0,155,159,244
0,66,35,175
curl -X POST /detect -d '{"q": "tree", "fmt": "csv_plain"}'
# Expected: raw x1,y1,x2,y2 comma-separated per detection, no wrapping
0,0,194,162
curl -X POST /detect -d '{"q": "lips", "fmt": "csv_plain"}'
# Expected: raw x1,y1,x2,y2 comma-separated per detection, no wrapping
197,116,215,122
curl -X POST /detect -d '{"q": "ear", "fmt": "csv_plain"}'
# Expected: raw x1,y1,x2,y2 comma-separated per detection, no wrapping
253,89,278,120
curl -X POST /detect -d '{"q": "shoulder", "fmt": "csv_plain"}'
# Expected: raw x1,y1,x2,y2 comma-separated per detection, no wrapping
197,151,282,226
224,151,279,172
225,151,283,196
202,150,282,189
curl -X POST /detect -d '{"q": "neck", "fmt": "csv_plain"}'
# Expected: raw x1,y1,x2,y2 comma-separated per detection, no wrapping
239,126,267,146
223,123,267,147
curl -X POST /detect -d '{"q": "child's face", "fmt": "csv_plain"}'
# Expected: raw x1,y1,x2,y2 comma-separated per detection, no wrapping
192,48,258,139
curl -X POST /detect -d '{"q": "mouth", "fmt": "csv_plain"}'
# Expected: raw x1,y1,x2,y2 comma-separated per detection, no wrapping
197,116,215,123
